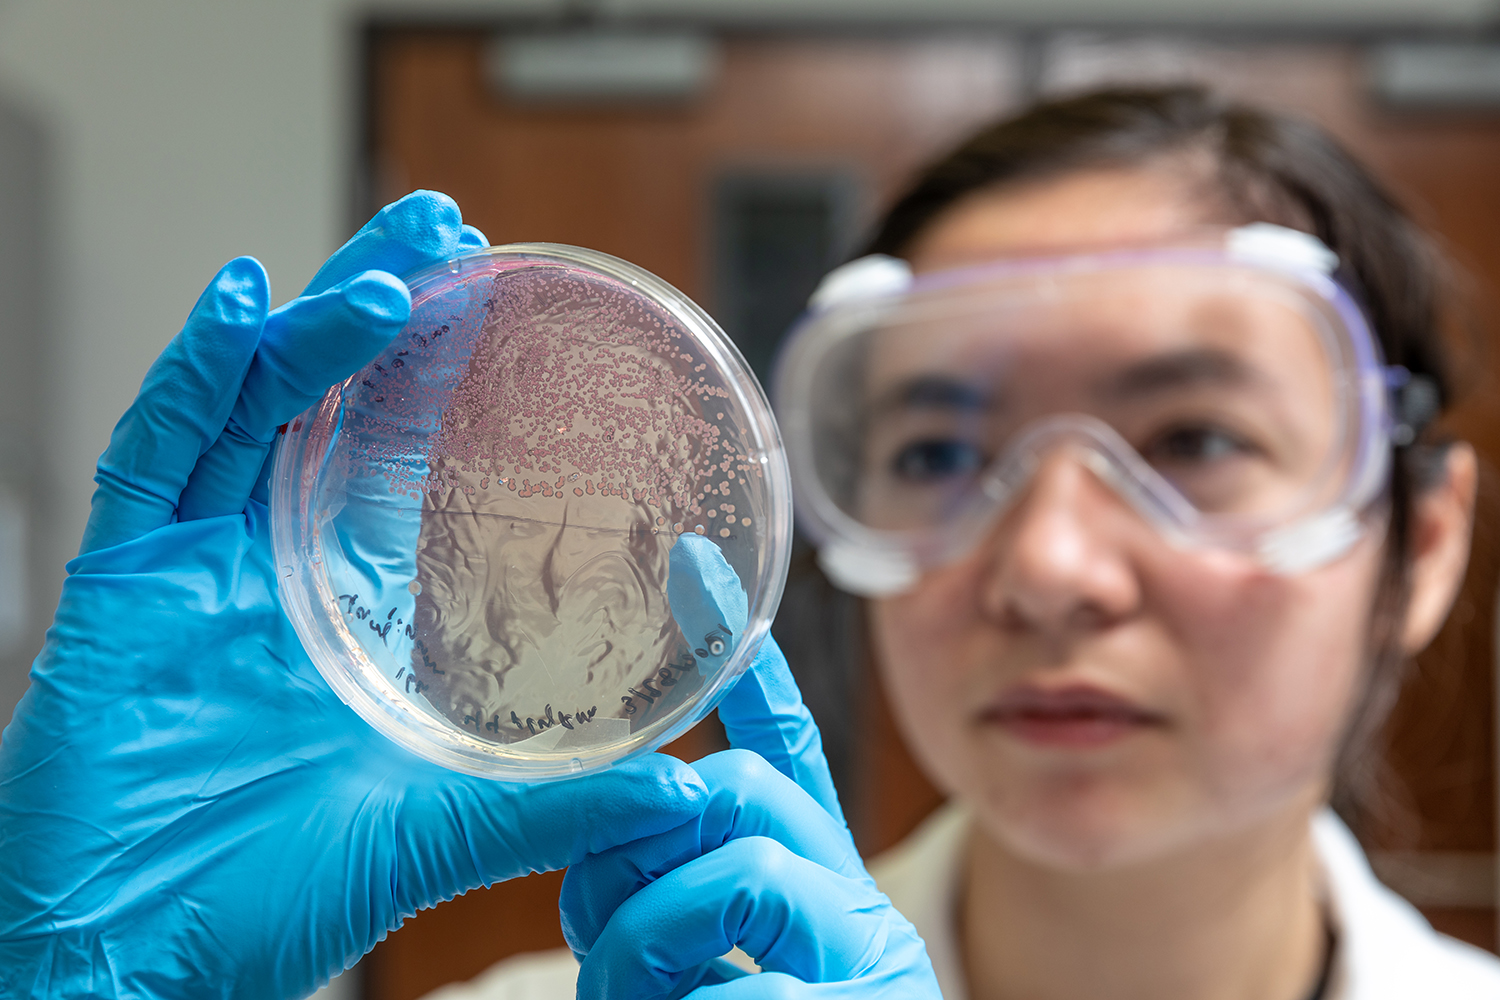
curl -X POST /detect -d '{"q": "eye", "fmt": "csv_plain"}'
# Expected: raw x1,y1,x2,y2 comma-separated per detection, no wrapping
890,438,984,481
1142,425,1255,465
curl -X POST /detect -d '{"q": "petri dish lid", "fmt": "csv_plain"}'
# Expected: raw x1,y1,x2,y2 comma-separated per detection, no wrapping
271,244,793,781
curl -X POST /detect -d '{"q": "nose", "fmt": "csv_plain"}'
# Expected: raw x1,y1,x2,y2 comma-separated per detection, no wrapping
978,449,1143,636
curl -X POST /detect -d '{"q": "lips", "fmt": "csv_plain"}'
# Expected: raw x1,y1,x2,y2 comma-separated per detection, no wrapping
980,683,1165,748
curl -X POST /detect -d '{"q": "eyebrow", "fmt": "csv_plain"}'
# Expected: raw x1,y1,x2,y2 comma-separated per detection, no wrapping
1099,348,1264,401
866,347,1266,416
868,374,992,416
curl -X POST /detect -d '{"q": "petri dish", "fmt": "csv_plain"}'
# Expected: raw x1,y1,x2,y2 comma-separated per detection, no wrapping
271,244,793,781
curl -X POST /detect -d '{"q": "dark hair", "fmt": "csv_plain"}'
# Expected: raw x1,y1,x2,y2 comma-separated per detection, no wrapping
862,85,1457,830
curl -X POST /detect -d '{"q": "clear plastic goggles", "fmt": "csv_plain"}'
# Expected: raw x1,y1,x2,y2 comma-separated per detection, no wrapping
775,225,1397,596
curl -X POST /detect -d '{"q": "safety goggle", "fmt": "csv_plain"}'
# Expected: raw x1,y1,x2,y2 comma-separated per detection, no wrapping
774,225,1405,597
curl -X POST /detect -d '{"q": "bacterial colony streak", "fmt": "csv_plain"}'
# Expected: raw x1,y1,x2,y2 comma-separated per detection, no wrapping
330,259,765,749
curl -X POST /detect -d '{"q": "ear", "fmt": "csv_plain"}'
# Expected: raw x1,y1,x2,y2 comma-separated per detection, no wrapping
1401,443,1478,654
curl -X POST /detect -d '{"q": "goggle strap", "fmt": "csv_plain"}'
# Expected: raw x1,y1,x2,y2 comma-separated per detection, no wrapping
1389,371,1441,447
817,540,916,597
1257,506,1362,574
806,255,912,313
1225,223,1339,275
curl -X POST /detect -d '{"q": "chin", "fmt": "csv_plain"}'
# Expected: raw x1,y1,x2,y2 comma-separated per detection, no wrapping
971,778,1198,872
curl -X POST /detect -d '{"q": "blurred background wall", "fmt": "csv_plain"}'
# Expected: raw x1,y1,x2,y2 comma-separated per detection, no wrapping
2,2,1500,998
0,0,358,721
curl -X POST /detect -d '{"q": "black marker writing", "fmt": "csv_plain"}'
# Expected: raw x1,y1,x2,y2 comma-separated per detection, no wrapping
620,651,697,716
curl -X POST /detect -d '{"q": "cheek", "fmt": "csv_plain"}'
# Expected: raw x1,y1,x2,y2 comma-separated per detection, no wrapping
1155,543,1381,812
869,576,986,797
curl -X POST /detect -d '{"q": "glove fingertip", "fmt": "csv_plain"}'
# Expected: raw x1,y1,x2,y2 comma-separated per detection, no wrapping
303,191,466,296
339,269,413,327
614,751,711,809
394,188,462,219
207,256,272,329
557,754,710,855
380,189,465,253
459,224,488,249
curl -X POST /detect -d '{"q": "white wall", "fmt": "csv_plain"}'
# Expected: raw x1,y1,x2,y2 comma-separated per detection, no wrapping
0,0,349,597
0,1,583,715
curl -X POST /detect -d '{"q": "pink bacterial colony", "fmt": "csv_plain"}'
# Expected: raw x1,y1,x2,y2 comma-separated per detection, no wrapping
349,263,762,524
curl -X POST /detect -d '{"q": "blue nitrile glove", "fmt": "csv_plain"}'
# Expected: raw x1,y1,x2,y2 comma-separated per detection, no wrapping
663,537,839,822
0,191,708,1000
560,535,940,999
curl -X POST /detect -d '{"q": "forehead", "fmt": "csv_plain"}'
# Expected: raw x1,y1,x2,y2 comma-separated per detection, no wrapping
906,165,1220,274
861,275,1328,411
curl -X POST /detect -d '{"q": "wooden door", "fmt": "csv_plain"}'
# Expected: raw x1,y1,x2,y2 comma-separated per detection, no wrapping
360,27,1500,1000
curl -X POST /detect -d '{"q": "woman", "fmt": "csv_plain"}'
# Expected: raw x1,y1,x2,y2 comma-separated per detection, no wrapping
435,86,1500,999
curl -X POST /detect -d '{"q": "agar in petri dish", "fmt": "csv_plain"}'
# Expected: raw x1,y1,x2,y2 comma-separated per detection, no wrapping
272,244,792,781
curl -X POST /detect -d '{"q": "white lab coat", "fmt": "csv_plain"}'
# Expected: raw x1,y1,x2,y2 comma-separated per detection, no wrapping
422,804,1500,999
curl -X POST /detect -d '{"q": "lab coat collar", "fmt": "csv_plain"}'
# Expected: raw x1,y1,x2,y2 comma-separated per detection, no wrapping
868,803,1500,1000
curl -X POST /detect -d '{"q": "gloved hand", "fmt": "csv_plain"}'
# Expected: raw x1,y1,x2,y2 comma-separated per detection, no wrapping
0,191,708,1000
562,536,941,999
